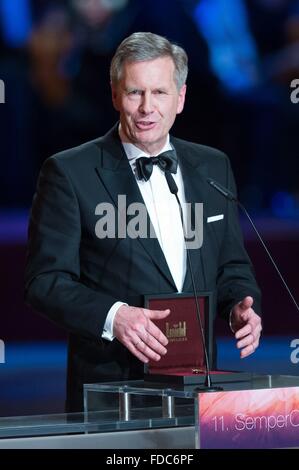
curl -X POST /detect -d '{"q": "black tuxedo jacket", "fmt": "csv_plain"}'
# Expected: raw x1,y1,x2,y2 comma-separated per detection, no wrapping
25,124,261,411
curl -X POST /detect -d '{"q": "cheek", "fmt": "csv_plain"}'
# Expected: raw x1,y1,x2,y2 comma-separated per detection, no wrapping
123,102,138,119
166,103,180,121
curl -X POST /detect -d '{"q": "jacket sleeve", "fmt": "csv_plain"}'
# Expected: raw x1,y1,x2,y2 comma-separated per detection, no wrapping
216,156,262,320
24,156,118,342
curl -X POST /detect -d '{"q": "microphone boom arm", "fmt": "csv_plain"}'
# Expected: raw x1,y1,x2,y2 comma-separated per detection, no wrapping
207,178,299,313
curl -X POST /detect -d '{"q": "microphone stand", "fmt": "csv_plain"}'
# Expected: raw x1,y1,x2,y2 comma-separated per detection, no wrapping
165,171,222,392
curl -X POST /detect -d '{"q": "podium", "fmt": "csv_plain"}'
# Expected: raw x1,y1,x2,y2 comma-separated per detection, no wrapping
0,375,299,448
0,375,298,449
83,374,299,449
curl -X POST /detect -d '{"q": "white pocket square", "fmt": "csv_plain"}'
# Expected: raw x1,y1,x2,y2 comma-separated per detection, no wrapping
207,214,224,223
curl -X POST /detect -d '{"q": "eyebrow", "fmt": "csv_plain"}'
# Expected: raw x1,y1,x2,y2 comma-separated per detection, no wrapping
124,86,169,93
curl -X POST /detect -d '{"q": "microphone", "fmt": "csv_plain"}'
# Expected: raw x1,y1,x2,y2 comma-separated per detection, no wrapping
164,171,222,392
207,178,299,313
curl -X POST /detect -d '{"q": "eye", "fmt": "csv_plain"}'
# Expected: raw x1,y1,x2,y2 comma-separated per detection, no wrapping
127,89,142,96
153,89,167,95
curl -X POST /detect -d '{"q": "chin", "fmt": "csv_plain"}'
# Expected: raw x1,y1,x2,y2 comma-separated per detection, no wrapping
136,131,162,143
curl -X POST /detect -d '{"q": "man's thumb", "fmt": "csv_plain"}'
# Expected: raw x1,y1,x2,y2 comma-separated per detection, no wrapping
149,309,171,320
239,296,253,311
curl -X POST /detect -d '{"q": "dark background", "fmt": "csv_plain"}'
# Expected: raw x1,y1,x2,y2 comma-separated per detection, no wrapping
0,0,299,417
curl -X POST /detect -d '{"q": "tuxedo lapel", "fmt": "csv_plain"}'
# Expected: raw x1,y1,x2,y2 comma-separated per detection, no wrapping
171,137,208,293
94,125,177,289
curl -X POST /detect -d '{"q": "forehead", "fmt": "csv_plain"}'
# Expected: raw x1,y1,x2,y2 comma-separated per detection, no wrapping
120,56,176,87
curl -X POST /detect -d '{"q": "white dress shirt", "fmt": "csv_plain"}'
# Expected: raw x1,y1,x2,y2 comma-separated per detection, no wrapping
102,134,187,341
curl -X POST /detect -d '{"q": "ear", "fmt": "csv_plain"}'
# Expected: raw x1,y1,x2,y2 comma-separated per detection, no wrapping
111,83,120,111
176,84,187,115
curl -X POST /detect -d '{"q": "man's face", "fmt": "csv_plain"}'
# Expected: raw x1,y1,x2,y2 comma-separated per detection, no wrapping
111,57,186,154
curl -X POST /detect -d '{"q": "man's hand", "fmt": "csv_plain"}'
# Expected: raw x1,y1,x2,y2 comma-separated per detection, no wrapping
113,305,170,363
231,296,262,358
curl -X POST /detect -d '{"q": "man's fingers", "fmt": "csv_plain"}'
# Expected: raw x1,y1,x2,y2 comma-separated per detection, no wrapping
240,336,260,358
139,327,168,355
237,320,262,345
232,301,262,358
237,333,254,350
128,337,163,363
146,320,169,347
240,344,255,358
141,308,170,347
235,323,252,340
128,342,150,363
114,306,171,361
237,325,261,358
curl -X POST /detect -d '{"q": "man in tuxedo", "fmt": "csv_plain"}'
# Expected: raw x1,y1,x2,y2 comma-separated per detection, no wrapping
25,32,262,412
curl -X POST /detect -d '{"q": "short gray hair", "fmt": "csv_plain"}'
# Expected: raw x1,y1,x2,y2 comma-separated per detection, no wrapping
110,32,188,90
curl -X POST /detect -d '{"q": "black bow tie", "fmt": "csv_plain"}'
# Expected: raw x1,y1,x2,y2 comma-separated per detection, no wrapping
135,150,178,182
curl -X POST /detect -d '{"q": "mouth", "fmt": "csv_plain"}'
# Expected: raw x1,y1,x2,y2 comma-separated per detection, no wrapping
135,121,157,131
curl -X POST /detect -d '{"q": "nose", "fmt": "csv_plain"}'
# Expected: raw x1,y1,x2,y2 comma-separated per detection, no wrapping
139,91,154,114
